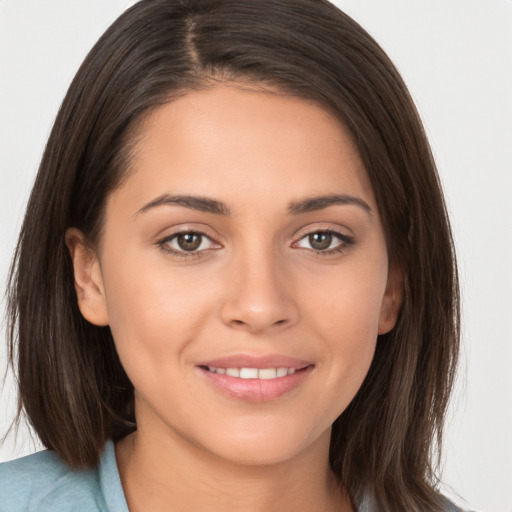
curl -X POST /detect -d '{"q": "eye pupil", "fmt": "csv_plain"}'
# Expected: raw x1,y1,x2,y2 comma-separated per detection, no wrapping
309,232,332,250
177,233,202,251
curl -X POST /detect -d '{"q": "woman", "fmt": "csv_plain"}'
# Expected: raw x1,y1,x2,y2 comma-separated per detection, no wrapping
1,1,461,510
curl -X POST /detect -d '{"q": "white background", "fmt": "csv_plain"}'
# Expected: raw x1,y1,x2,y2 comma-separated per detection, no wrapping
1,1,511,511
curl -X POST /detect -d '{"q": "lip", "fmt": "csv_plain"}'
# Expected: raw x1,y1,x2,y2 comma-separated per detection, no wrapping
196,354,314,403
197,354,312,370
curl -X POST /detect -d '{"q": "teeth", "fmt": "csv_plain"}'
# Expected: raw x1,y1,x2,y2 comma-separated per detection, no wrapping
276,367,288,377
225,368,240,377
258,368,277,380
206,366,298,379
240,368,259,379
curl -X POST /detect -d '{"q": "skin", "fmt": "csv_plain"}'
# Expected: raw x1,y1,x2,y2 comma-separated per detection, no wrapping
66,84,402,512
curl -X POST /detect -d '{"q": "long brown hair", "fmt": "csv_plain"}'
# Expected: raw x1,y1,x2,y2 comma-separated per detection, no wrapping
6,1,459,510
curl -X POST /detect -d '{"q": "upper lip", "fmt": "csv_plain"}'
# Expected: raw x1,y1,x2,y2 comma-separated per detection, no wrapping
197,354,313,369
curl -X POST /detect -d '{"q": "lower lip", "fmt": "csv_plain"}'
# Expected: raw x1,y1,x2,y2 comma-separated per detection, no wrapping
198,366,314,402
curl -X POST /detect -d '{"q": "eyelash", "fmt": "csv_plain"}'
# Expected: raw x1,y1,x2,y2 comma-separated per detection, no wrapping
293,229,355,255
156,229,355,259
156,230,218,259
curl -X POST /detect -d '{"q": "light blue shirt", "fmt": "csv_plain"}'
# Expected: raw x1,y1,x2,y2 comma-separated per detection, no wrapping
0,441,128,512
0,440,466,511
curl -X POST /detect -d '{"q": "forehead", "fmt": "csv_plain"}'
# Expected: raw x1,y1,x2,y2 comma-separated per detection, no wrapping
111,84,375,214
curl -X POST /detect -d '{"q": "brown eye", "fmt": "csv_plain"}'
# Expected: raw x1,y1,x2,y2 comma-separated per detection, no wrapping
308,232,333,251
176,233,203,251
157,231,222,258
294,229,353,254
160,231,218,255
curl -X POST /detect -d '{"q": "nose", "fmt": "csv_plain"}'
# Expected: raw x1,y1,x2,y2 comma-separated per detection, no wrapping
219,247,300,334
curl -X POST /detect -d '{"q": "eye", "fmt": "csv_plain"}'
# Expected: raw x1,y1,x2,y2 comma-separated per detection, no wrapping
294,230,354,254
158,231,219,255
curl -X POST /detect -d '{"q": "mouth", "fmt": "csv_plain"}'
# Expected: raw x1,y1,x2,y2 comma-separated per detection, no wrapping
200,366,302,379
196,355,314,402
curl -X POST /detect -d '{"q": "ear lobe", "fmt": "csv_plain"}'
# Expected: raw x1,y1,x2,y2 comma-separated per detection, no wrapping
65,228,109,326
378,265,403,335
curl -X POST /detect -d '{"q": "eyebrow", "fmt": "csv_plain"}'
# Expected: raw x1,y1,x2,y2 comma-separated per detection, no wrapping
137,194,231,216
136,192,372,217
287,194,372,215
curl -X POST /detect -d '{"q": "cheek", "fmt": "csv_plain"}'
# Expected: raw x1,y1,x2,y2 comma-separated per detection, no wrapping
304,248,388,338
301,252,388,404
99,249,218,382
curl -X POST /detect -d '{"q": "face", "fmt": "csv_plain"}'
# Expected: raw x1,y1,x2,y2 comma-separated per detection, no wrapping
67,84,401,466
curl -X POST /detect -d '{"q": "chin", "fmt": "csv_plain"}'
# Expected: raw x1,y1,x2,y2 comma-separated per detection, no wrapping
191,418,332,468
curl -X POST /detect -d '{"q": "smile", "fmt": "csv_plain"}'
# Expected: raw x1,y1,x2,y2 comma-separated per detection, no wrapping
197,355,314,402
205,367,297,379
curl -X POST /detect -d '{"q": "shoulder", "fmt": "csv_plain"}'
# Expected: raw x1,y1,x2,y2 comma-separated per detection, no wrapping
0,446,109,512
440,495,474,512
358,492,472,512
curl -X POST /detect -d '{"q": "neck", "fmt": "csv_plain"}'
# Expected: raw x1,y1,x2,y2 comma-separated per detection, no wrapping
115,424,352,512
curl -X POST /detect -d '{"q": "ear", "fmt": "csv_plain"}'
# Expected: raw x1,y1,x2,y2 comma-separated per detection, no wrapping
65,228,109,326
378,265,403,335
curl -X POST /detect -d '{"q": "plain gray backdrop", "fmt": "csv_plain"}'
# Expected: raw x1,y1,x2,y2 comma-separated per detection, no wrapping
1,1,511,511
